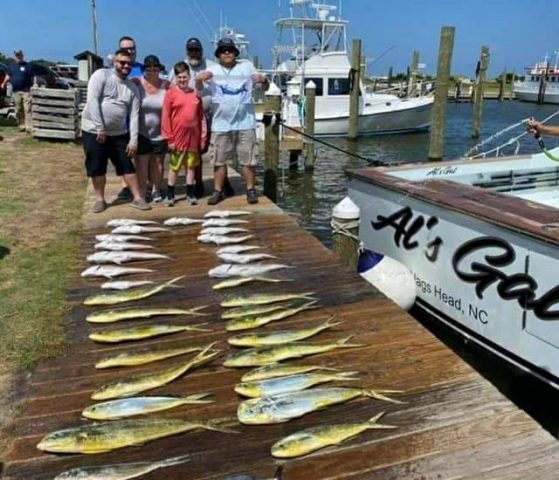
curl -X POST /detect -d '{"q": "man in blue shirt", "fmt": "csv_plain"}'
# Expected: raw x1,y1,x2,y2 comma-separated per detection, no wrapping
1,50,35,132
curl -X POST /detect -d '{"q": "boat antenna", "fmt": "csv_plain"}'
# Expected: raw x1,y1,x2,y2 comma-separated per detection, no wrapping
91,0,99,55
367,45,395,66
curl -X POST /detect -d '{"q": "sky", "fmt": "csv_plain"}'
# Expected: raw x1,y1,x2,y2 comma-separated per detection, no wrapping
0,0,558,78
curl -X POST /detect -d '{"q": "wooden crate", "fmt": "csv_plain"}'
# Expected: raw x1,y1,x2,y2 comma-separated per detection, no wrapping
31,87,79,140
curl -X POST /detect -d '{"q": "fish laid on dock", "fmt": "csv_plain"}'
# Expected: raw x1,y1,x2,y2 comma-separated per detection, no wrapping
200,227,250,236
81,265,155,279
89,323,211,343
83,393,213,420
84,276,184,306
112,225,170,234
95,234,154,242
221,303,292,320
91,345,219,399
86,305,208,323
54,454,193,479
87,251,171,265
107,219,159,227
222,292,315,308
197,234,254,245
242,364,339,382
228,317,341,347
212,276,292,290
94,241,156,251
96,346,204,369
237,387,405,425
205,210,252,218
235,371,359,398
271,413,396,458
217,252,277,264
163,217,204,226
225,301,318,331
101,280,155,290
216,245,261,254
202,218,249,227
223,336,360,367
37,418,236,454
209,263,293,278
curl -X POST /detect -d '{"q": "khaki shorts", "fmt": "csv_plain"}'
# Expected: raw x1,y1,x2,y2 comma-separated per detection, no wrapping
169,151,200,171
209,129,258,167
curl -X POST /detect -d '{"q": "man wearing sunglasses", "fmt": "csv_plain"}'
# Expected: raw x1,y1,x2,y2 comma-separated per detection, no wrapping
81,48,150,213
197,37,269,205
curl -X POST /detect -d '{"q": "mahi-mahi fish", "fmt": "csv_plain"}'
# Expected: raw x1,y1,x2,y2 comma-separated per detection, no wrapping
202,218,249,227
81,265,154,279
94,241,155,251
37,418,236,454
101,280,155,290
95,234,154,242
204,210,252,218
111,225,170,234
54,454,193,479
95,345,204,369
237,387,405,425
221,292,314,308
197,234,254,245
271,412,397,458
84,276,184,306
209,263,293,278
242,364,339,382
163,217,204,226
217,252,277,264
107,219,159,227
89,323,211,343
225,301,318,331
212,276,291,290
87,251,171,265
86,305,209,323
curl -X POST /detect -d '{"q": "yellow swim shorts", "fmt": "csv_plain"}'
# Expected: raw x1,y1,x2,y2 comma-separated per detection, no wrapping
169,151,200,171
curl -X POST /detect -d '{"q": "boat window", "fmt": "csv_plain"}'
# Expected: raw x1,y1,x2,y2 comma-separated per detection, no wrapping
328,78,350,95
305,77,323,96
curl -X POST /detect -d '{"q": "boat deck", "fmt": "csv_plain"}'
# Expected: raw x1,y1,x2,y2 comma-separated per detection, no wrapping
3,176,559,479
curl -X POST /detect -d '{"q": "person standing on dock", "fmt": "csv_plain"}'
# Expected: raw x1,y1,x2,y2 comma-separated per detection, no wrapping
1,50,35,133
196,37,269,205
81,48,151,213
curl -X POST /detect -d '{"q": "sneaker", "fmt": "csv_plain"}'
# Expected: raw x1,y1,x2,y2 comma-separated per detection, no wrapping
153,189,164,203
207,190,224,206
116,186,133,202
164,196,175,207
223,179,235,198
91,200,107,214
246,189,258,205
131,199,152,211
144,190,153,203
186,193,198,205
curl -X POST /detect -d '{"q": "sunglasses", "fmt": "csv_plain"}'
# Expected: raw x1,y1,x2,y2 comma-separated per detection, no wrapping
116,60,132,67
123,47,136,52
187,47,201,52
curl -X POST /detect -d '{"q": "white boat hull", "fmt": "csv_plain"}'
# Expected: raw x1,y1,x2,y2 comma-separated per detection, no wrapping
514,84,559,104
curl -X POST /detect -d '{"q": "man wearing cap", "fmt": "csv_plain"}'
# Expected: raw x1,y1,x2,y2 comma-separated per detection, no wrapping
1,51,35,132
196,37,268,205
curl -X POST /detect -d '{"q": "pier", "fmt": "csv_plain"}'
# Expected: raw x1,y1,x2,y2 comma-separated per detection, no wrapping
3,170,559,479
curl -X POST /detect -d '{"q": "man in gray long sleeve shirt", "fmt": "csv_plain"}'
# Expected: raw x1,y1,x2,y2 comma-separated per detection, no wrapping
81,48,150,213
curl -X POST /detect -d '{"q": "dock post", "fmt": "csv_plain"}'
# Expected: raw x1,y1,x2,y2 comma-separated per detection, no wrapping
264,86,281,203
408,50,419,96
387,66,393,89
510,70,516,100
348,38,362,140
428,26,455,161
538,63,548,104
304,80,316,172
498,70,506,102
332,197,360,271
472,46,490,139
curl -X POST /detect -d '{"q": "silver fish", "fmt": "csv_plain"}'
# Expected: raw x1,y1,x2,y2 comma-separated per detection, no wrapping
197,234,254,245
107,219,159,227
204,210,252,218
54,454,193,479
87,251,171,264
217,252,277,264
101,280,155,290
81,265,154,279
112,225,170,234
216,245,262,254
163,217,205,226
200,227,250,236
202,218,249,227
95,241,155,251
212,276,292,290
209,263,293,278
95,234,154,242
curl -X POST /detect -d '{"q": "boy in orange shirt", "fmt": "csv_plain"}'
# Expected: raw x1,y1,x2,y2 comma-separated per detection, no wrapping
161,62,206,205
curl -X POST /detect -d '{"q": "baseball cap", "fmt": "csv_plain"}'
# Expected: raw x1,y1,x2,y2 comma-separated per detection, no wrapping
186,38,203,50
143,54,165,71
14,50,24,57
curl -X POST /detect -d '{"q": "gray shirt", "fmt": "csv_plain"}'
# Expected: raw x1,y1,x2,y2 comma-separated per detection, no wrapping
137,80,166,141
81,68,140,144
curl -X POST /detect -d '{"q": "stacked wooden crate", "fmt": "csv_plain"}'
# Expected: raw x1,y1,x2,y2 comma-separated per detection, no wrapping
31,87,79,140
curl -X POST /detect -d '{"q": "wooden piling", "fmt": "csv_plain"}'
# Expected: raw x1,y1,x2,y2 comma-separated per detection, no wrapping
304,81,316,172
538,63,548,104
348,38,362,140
264,90,281,202
387,66,393,89
498,70,506,102
428,26,455,161
408,50,419,96
472,46,490,139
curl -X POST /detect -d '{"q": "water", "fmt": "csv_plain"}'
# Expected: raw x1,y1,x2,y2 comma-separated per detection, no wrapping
261,100,559,436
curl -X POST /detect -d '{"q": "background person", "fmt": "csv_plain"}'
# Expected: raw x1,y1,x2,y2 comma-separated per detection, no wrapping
81,48,150,213
1,50,35,132
135,55,169,203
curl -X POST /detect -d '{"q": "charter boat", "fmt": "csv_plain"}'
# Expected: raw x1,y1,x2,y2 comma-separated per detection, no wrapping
514,51,559,104
272,0,433,136
348,146,559,388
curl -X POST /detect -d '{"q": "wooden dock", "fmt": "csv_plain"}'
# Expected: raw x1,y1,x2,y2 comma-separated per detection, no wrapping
3,174,559,479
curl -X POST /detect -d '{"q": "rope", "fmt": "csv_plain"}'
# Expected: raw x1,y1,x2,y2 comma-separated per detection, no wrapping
330,217,360,242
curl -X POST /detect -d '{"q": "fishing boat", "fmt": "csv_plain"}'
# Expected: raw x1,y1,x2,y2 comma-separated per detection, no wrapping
347,144,559,388
272,0,433,136
514,50,559,104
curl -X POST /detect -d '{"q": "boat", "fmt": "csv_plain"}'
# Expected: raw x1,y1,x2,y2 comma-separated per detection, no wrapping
347,145,559,388
271,0,433,136
514,50,559,104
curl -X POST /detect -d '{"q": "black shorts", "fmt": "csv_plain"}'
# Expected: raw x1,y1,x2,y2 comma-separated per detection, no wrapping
82,131,136,177
137,135,168,156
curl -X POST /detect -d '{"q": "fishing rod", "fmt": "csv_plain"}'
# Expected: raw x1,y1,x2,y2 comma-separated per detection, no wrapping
533,130,559,162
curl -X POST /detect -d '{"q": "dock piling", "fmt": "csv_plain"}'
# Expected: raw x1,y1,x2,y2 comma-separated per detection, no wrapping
348,38,362,140
498,70,506,102
408,50,420,96
472,45,490,139
304,80,316,172
538,62,548,104
264,88,281,202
